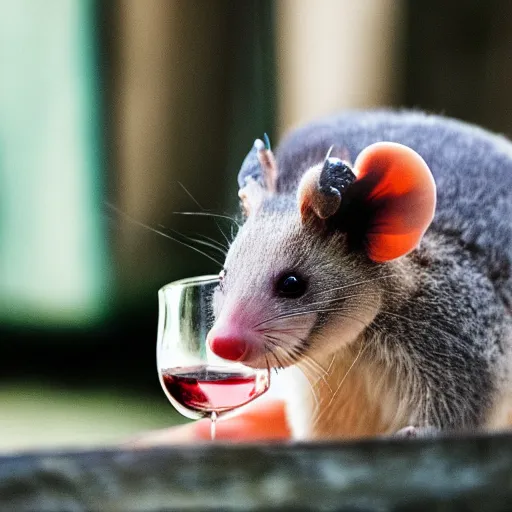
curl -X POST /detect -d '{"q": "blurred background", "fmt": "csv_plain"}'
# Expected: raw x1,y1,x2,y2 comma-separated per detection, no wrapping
1,0,512,452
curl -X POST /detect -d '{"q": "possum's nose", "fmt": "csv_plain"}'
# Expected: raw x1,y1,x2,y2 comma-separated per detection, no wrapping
208,334,248,362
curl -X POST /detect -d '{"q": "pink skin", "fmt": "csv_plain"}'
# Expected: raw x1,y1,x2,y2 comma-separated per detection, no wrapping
208,333,248,362
206,307,267,365
207,325,266,365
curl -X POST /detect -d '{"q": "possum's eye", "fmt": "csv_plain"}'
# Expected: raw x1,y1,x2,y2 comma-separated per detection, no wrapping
276,273,307,298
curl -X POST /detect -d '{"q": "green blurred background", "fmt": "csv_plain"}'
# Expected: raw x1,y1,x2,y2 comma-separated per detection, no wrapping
1,0,511,452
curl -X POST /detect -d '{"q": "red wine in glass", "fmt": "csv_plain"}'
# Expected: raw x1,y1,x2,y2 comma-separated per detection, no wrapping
161,364,270,439
157,276,271,440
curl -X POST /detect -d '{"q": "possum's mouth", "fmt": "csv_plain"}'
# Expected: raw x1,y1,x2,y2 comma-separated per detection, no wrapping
207,312,318,370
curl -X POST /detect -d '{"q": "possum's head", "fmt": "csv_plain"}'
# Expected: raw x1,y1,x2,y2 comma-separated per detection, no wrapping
207,137,436,369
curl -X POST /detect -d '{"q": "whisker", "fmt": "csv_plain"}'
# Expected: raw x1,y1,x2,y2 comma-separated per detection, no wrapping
173,211,240,226
262,328,334,394
187,236,227,256
265,330,330,379
263,335,300,372
255,289,404,334
271,351,286,372
288,292,384,312
253,292,386,329
295,359,322,416
263,334,289,356
177,181,204,210
262,338,284,372
299,356,332,393
160,225,227,256
155,222,227,256
260,315,383,432
195,232,229,252
309,274,399,298
177,181,233,246
312,342,370,430
255,304,376,329
264,353,271,378
105,202,224,267
325,354,336,374
303,354,330,379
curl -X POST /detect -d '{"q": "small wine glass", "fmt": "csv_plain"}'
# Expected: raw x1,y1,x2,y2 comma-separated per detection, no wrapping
157,275,270,440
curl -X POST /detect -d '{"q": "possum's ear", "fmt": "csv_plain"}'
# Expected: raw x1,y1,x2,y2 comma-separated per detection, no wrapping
298,142,436,262
238,136,278,216
351,142,436,262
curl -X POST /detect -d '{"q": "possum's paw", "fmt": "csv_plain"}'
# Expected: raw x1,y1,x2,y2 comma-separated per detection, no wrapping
394,426,440,439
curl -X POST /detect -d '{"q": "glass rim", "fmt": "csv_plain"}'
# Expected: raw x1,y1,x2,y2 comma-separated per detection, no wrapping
159,274,219,292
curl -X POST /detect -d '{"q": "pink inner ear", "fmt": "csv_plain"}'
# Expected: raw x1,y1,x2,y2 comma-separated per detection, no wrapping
353,142,436,262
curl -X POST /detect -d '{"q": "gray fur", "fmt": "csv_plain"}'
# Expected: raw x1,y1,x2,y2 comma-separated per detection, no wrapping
276,110,512,309
225,110,512,434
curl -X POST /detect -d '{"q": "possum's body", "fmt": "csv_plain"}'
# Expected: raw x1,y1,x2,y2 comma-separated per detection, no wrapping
273,111,512,438
210,110,512,440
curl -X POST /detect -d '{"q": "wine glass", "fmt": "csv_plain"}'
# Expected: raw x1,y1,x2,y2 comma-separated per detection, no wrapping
157,275,270,440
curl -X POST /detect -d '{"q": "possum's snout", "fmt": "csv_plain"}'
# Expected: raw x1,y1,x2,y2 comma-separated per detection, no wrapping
208,334,248,362
206,317,267,365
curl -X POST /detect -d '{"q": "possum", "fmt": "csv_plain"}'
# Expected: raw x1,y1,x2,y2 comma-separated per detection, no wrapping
205,110,512,440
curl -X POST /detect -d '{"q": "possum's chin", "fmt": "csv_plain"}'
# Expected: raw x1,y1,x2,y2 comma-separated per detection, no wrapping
242,352,297,371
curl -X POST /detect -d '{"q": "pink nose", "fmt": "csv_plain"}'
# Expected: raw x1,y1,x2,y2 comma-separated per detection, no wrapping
209,335,248,361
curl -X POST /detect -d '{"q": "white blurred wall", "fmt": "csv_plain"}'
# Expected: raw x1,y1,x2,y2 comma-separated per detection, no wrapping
276,0,404,134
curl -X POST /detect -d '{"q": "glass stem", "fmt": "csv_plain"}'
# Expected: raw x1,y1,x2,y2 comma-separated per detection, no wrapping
210,411,217,440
